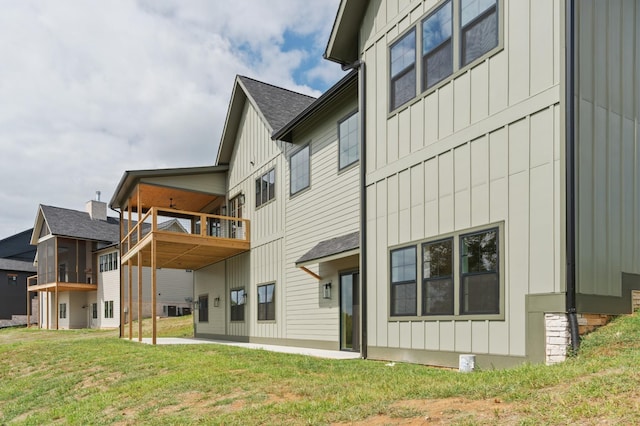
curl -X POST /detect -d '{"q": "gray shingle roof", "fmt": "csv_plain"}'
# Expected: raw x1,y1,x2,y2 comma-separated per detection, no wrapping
0,258,36,273
40,205,120,244
238,76,316,133
296,231,359,265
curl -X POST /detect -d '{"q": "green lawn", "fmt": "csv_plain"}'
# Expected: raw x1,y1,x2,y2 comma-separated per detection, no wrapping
1,313,639,425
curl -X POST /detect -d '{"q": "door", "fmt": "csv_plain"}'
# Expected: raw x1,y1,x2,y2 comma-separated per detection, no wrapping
340,271,360,352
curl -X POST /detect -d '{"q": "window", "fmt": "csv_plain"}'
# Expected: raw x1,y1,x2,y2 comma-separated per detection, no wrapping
338,112,359,169
198,295,208,322
92,303,98,319
390,246,417,316
59,303,67,319
7,274,17,286
390,29,416,110
257,283,275,321
104,300,114,319
390,0,500,111
390,225,501,318
460,0,499,66
290,146,310,195
99,252,118,272
460,228,499,314
230,288,246,321
422,239,454,315
255,168,276,208
229,195,245,239
422,1,453,89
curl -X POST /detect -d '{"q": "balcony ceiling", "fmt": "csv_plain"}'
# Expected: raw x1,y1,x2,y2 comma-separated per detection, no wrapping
128,183,219,214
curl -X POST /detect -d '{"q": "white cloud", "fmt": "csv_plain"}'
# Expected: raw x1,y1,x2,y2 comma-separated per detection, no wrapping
0,0,342,238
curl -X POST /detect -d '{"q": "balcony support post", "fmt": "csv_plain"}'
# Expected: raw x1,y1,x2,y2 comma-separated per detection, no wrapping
128,258,133,340
138,251,143,342
119,209,124,338
151,238,157,345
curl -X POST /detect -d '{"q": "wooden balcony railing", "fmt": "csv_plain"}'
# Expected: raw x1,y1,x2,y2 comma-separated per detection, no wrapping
121,207,251,263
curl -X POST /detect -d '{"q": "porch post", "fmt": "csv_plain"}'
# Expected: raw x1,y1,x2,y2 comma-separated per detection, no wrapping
152,238,157,345
128,258,133,340
138,251,143,342
119,210,124,338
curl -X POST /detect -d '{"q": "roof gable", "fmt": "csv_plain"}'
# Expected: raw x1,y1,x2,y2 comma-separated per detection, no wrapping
33,205,120,245
325,0,368,64
216,76,316,164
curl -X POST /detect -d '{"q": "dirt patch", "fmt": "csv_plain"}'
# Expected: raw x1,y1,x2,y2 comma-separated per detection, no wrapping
335,397,515,425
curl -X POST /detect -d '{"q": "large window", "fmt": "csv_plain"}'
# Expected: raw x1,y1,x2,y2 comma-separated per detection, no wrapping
338,112,359,169
390,225,501,318
422,238,454,315
460,228,499,314
390,0,500,111
198,295,209,322
228,194,245,239
255,168,275,208
104,300,114,319
230,288,246,321
390,29,416,110
390,246,417,316
257,283,275,321
99,252,118,272
59,303,67,319
290,145,310,195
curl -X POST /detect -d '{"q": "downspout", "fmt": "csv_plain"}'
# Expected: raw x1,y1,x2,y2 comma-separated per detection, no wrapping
342,60,367,359
565,0,580,352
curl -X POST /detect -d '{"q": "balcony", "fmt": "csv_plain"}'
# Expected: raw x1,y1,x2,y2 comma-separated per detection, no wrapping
121,206,250,270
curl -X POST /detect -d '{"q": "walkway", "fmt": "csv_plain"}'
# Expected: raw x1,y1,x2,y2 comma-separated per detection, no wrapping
133,337,361,360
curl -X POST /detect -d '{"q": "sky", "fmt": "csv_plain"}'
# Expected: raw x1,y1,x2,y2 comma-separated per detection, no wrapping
0,0,345,239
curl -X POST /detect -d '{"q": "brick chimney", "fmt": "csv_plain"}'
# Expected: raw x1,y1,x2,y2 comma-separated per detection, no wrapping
86,191,107,221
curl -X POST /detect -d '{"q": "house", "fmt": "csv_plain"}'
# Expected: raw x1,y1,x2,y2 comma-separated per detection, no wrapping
27,196,193,330
323,0,640,366
110,0,639,367
0,229,38,322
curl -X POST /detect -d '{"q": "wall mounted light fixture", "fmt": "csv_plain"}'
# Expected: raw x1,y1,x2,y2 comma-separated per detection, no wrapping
323,282,332,299
213,297,221,307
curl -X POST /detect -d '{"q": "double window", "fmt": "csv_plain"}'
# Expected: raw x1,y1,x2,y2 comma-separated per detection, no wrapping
198,295,208,322
230,288,246,321
255,168,275,208
390,226,500,318
338,112,359,169
104,301,114,319
257,283,275,321
390,0,500,111
290,145,310,195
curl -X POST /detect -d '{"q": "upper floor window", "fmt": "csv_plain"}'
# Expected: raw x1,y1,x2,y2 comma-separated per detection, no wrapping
390,0,500,111
230,288,246,321
290,145,310,195
390,29,416,111
99,252,118,272
338,112,359,169
255,168,275,208
422,1,453,90
460,0,499,66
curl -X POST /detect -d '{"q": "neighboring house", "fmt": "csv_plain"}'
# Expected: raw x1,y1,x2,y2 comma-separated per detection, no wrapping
0,258,36,321
0,229,38,322
110,0,639,367
28,197,193,330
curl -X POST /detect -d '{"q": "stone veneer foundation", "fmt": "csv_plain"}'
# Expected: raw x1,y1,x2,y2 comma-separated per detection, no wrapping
545,312,615,365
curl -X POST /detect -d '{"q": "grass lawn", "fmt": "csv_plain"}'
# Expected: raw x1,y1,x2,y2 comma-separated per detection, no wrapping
1,313,640,425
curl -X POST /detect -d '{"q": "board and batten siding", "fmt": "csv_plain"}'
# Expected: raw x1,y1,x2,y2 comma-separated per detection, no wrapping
361,0,564,358
99,267,120,328
575,0,640,297
194,262,226,336
284,94,359,343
